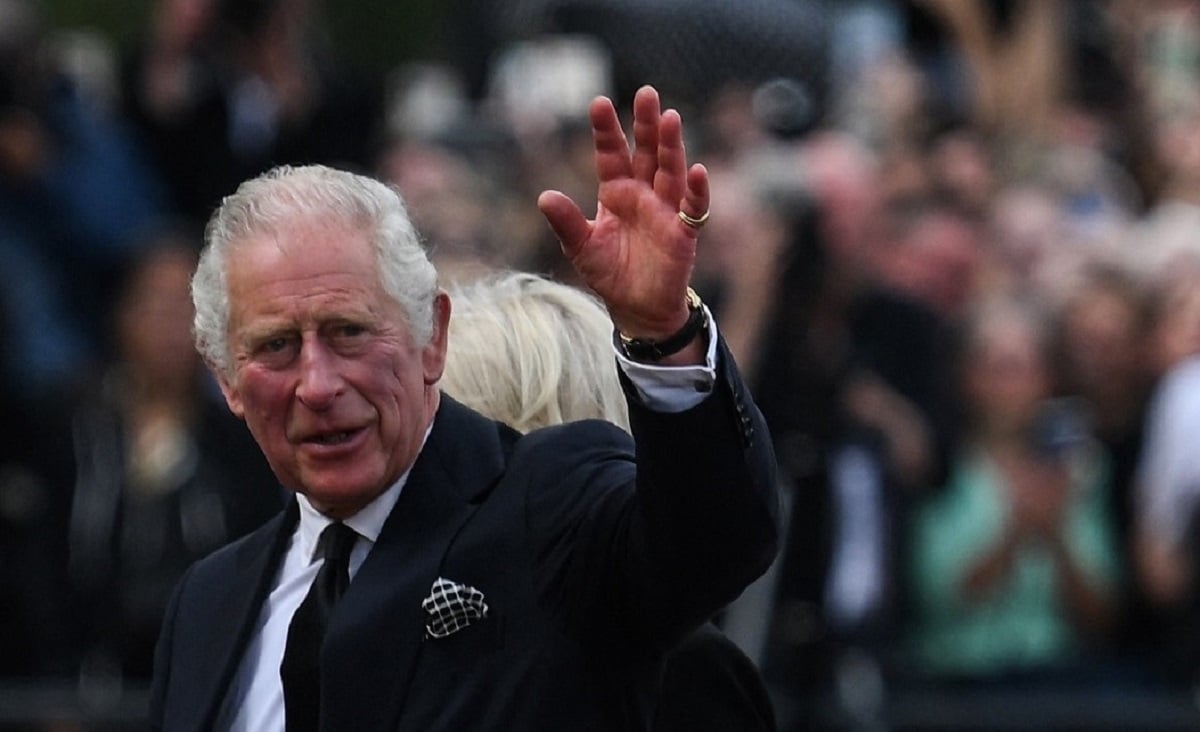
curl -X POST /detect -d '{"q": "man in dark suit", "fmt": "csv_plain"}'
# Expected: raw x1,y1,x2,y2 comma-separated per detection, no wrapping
150,85,779,730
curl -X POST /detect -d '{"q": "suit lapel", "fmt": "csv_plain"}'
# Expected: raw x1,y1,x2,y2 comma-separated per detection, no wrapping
193,503,297,730
321,397,515,729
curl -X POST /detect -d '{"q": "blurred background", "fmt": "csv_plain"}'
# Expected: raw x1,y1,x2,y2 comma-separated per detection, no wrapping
5,0,1200,729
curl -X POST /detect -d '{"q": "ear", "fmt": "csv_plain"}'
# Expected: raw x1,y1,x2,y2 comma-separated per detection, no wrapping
214,367,246,419
422,290,451,384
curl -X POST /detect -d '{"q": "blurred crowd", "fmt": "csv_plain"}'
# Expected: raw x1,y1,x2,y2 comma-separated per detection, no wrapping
5,0,1200,729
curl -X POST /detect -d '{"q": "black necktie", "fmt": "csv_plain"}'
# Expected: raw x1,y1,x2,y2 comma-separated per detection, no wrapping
281,521,357,732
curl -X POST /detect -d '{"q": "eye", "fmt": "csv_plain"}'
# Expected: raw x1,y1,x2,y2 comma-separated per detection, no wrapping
337,323,367,338
329,320,373,341
252,334,298,367
327,321,372,354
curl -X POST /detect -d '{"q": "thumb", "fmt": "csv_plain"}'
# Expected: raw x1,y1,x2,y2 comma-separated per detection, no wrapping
537,190,592,258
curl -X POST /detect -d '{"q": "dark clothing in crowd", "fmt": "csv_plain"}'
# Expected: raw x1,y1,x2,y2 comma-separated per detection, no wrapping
0,390,76,678
740,203,956,721
654,622,778,732
120,35,384,225
65,379,283,681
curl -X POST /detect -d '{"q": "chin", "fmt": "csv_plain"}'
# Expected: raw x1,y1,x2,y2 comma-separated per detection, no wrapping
306,493,375,518
304,478,387,514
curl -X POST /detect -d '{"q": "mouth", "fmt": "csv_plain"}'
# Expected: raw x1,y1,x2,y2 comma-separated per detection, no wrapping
308,430,356,445
299,426,367,452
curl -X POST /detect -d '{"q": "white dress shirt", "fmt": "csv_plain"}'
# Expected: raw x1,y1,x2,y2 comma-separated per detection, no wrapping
216,317,719,730
219,469,408,731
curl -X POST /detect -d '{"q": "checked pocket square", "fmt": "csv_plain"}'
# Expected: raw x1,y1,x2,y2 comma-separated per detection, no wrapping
422,577,489,639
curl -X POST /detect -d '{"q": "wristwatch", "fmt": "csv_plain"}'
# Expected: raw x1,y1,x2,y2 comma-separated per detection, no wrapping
615,288,708,361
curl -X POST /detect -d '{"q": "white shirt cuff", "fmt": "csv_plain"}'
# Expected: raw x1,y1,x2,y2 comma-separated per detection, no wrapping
614,306,719,413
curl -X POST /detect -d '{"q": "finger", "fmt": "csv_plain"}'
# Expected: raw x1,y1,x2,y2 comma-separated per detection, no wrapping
537,189,592,258
678,163,711,236
589,96,633,183
653,109,687,205
631,85,661,185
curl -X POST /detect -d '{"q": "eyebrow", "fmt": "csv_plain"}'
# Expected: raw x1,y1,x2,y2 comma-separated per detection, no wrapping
239,309,379,339
239,325,296,347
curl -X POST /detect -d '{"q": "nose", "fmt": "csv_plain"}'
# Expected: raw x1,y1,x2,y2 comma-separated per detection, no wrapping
295,336,343,410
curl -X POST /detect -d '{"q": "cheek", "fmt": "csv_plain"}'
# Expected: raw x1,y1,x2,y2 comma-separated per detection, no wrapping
376,344,426,391
379,364,424,418
234,373,292,430
368,358,432,432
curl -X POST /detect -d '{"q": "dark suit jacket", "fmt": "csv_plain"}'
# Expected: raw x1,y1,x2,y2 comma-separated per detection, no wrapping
150,342,778,730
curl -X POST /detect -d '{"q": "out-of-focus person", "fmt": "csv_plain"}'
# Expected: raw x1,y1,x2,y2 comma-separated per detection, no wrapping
902,294,1120,683
1131,252,1200,687
64,234,283,686
711,133,957,729
121,0,384,224
1051,261,1156,664
1,0,167,395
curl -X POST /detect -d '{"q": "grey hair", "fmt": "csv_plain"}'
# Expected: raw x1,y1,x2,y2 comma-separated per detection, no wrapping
193,165,437,375
441,271,629,433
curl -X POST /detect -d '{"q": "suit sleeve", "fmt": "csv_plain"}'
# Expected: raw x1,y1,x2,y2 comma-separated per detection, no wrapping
524,336,780,651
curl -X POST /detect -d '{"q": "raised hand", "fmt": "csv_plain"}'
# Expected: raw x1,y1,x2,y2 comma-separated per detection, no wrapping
537,85,710,349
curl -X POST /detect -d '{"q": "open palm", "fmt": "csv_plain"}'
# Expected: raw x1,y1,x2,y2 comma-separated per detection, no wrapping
538,85,711,342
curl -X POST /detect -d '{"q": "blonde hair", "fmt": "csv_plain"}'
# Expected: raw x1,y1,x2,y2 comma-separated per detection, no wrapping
442,271,629,433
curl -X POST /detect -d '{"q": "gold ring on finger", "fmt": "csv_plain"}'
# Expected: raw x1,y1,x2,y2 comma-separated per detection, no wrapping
678,209,710,229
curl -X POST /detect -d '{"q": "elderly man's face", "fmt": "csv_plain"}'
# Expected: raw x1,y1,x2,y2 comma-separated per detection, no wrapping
216,219,449,518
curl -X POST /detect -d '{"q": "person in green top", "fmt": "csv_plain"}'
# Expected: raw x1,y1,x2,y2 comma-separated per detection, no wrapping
905,295,1119,678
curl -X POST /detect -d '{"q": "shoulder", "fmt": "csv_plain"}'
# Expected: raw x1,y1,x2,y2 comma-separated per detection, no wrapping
426,396,634,503
498,420,637,534
174,513,284,594
508,419,635,484
515,418,632,457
